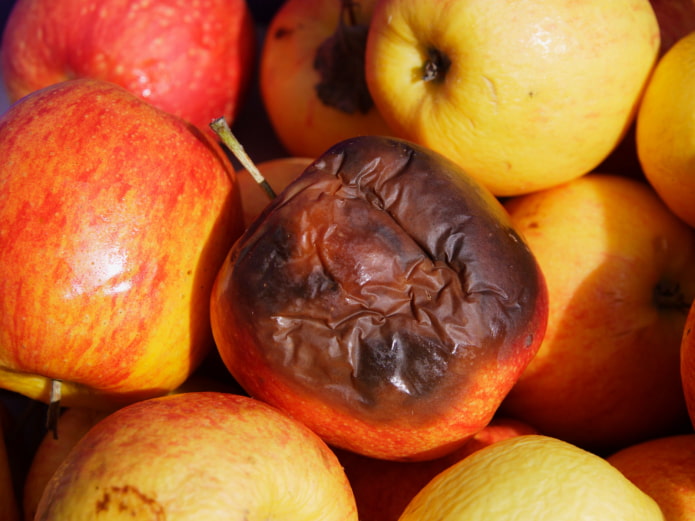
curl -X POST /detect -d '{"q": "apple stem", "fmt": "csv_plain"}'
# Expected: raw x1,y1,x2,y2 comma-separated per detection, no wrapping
210,117,276,201
46,379,62,440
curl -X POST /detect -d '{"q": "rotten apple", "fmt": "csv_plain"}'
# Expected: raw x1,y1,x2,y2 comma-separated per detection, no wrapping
210,135,548,461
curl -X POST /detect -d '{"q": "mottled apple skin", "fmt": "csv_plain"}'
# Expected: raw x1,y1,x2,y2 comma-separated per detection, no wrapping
211,136,548,460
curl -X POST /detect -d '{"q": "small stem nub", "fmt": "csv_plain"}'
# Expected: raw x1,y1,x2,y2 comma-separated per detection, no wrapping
47,379,62,440
423,47,451,83
210,117,276,201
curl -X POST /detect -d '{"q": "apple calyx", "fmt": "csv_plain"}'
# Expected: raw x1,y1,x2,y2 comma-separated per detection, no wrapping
423,47,452,83
653,279,692,313
313,0,373,114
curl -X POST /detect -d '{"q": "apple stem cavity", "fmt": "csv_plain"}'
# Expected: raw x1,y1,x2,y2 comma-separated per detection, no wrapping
423,47,452,83
312,0,374,114
47,379,62,440
210,117,276,201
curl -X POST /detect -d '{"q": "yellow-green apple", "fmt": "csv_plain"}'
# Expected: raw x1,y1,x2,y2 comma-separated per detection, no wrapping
681,301,695,428
649,0,695,54
237,156,314,229
364,0,660,197
607,434,695,521
0,78,244,411
0,0,256,136
34,392,359,521
259,0,393,158
211,135,548,461
333,417,539,521
0,407,19,521
500,174,695,454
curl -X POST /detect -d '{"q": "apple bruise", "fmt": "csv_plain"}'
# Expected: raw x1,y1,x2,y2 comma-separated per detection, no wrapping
312,0,374,114
218,136,543,427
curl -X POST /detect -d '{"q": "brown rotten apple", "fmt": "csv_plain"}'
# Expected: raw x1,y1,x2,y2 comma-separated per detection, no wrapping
210,135,548,461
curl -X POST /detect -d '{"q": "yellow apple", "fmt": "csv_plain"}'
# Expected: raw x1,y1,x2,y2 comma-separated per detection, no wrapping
636,30,695,229
34,392,358,521
0,79,244,411
500,174,695,453
365,0,660,196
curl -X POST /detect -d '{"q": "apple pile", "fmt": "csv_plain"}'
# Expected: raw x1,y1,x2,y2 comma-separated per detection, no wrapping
1,0,695,519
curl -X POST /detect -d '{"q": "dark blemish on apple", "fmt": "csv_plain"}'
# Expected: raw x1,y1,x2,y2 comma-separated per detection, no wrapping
353,331,449,405
528,221,539,229
273,26,293,39
95,485,165,519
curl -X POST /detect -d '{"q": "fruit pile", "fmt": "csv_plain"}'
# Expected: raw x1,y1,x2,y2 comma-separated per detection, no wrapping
1,0,695,520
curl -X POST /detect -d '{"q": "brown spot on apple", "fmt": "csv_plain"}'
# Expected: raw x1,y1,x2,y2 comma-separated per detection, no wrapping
95,484,164,518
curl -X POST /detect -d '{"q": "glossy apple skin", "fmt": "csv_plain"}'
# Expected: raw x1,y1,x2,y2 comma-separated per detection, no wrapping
35,392,358,521
333,417,539,521
501,174,695,454
0,79,244,410
211,135,548,461
259,0,393,157
0,0,256,135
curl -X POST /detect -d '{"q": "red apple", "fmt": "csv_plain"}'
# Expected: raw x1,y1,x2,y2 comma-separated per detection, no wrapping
34,392,358,521
259,0,393,157
211,135,548,461
0,0,256,136
0,78,244,411
334,417,539,521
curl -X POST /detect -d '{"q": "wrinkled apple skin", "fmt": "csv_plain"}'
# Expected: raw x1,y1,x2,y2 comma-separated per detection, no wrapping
0,79,243,410
211,135,548,460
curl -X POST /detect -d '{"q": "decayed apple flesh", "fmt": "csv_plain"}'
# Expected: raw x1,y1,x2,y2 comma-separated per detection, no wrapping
212,136,547,457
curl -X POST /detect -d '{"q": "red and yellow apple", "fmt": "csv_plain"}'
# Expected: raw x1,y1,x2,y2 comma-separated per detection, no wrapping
333,417,539,521
500,173,695,453
0,0,256,135
608,433,695,521
211,135,548,461
364,0,660,196
0,78,244,410
681,301,695,429
259,0,393,157
34,392,359,521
